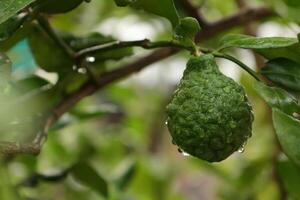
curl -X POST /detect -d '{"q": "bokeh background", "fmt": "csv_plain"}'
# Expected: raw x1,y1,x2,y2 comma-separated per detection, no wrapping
1,0,300,199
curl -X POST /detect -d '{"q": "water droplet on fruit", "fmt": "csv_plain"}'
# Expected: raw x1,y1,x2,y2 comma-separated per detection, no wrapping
238,142,246,153
178,148,190,157
238,147,244,153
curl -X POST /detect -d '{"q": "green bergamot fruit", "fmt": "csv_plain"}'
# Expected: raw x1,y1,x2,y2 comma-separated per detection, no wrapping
166,54,253,162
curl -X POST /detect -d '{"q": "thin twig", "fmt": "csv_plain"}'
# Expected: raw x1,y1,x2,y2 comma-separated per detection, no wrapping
75,39,192,58
36,14,75,58
213,52,261,81
35,14,107,91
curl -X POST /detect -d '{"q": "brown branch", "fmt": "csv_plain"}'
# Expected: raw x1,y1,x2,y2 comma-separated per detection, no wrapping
0,6,275,156
235,0,265,68
196,7,275,41
0,142,40,156
177,0,208,27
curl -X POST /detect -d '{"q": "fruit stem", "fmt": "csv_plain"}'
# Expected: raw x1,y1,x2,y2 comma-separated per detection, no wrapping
212,52,261,81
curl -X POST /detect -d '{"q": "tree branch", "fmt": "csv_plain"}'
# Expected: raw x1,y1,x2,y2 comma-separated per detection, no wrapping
75,39,191,58
177,0,208,27
0,142,40,156
196,7,275,41
0,6,274,156
36,14,75,58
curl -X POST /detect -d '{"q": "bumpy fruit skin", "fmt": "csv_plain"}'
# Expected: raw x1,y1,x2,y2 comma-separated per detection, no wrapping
166,54,253,162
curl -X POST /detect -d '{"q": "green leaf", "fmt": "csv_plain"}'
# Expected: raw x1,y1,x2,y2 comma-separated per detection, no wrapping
71,162,108,198
272,108,300,167
0,163,20,200
283,0,300,8
261,58,300,91
256,43,300,65
14,75,51,94
68,33,114,51
220,34,298,49
66,32,133,62
254,81,300,114
70,108,109,121
34,0,85,14
0,52,12,89
0,22,32,51
0,15,27,42
114,160,137,190
173,17,200,48
277,159,300,200
115,0,179,27
114,0,132,7
28,26,73,73
0,0,35,24
62,72,88,94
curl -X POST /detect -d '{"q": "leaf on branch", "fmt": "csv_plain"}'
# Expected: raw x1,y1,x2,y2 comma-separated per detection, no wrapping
113,159,137,190
272,108,300,168
0,0,35,24
28,27,73,73
114,0,133,7
114,0,179,27
33,0,85,14
220,34,300,64
71,162,108,198
220,34,298,50
277,158,300,199
14,75,51,94
67,32,133,62
0,14,27,42
283,0,300,7
254,81,300,115
0,23,32,51
261,58,300,91
256,43,300,65
173,17,200,49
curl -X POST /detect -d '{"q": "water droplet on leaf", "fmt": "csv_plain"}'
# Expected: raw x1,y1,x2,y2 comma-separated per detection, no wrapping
86,56,95,63
78,68,87,74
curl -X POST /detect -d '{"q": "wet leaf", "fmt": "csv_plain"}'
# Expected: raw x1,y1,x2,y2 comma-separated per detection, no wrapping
220,34,298,49
277,159,300,200
272,108,300,167
254,81,300,114
261,58,300,91
71,162,108,198
0,0,34,24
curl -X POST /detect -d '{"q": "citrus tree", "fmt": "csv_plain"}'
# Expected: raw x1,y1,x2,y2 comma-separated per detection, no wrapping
0,0,300,199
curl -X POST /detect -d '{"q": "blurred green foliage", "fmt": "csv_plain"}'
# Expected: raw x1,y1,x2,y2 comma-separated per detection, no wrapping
0,0,300,200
